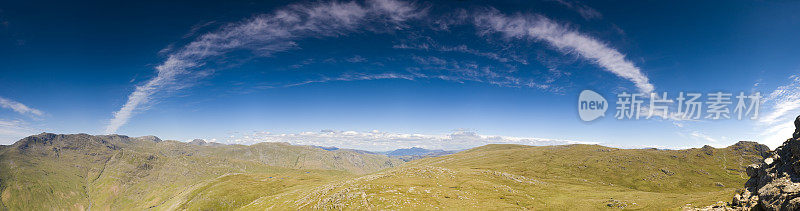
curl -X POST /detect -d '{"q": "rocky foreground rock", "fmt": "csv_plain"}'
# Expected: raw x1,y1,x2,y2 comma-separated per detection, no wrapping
713,115,800,210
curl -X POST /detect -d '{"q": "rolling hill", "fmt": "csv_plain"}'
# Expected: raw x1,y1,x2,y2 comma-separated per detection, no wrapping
0,133,768,210
248,142,768,209
0,133,401,210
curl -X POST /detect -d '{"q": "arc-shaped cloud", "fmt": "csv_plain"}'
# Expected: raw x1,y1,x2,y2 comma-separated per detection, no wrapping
105,0,653,133
105,0,426,133
472,10,654,93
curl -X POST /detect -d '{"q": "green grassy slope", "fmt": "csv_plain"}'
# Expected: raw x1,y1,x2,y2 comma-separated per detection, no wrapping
0,133,767,210
248,142,766,210
0,133,399,210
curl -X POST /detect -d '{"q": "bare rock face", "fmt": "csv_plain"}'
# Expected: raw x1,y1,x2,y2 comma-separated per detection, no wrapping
134,135,162,143
188,139,207,145
794,115,800,140
730,115,800,210
188,138,224,146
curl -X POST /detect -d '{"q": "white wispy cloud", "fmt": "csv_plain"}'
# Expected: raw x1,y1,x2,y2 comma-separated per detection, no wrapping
757,74,800,148
760,75,800,124
0,96,43,144
105,0,427,133
0,119,39,144
346,55,367,63
0,119,35,137
283,72,418,88
107,1,652,133
552,0,602,20
223,129,594,151
393,41,528,64
687,131,737,148
0,96,43,116
690,131,717,143
471,9,654,93
409,55,553,90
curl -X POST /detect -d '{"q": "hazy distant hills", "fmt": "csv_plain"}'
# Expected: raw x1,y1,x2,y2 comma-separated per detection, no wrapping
187,139,224,147
385,147,455,156
312,146,459,161
0,133,768,210
382,147,460,161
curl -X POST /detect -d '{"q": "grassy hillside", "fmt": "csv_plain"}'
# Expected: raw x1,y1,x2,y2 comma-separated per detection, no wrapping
0,133,400,210
247,142,766,210
0,133,767,210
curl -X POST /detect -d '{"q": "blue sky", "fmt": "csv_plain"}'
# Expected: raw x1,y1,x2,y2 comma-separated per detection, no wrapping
1,0,800,151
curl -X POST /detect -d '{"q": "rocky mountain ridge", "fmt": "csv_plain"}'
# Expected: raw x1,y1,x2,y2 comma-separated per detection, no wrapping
0,132,775,210
0,133,402,210
726,116,800,210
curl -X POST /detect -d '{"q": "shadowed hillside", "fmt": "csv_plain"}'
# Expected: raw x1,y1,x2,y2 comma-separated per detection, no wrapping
0,133,401,210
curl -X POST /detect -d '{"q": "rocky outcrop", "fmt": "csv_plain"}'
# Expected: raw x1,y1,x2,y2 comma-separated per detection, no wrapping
729,115,800,210
794,115,800,140
189,139,207,145
729,141,771,159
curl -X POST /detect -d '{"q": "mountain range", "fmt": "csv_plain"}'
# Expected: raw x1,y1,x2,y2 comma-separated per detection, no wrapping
380,147,460,161
0,133,769,209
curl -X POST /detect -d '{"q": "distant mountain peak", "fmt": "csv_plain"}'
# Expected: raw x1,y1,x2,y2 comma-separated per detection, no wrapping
135,135,162,143
189,139,206,145
188,139,224,146
383,147,457,161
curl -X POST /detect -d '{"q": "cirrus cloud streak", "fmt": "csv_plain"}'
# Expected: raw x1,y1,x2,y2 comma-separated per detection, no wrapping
105,0,427,133
471,9,654,93
106,0,653,133
0,96,43,116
